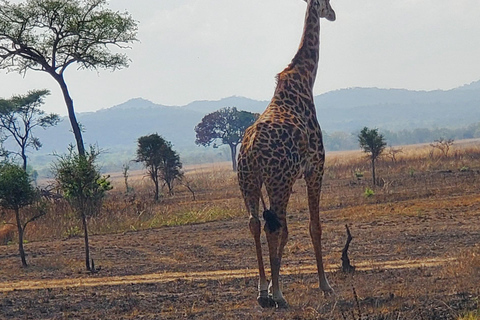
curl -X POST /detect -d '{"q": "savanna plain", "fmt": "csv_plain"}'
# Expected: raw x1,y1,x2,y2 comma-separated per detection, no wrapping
1,141,480,319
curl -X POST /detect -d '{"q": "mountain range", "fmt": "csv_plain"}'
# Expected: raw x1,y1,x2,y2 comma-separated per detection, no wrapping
26,79,480,174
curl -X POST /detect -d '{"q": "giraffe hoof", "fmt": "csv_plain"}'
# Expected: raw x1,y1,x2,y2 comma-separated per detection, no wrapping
257,295,276,308
274,298,289,309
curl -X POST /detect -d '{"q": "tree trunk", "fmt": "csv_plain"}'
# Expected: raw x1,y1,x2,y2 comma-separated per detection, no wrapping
81,210,91,271
124,176,129,193
371,157,376,186
230,143,237,172
154,177,159,201
14,208,27,267
52,72,89,270
53,73,85,156
21,150,27,171
166,180,173,196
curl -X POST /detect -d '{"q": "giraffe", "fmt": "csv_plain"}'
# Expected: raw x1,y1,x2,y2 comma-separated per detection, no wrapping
237,0,336,309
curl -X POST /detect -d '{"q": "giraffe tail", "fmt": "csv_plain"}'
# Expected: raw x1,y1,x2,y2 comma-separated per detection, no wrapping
263,209,281,233
258,187,281,232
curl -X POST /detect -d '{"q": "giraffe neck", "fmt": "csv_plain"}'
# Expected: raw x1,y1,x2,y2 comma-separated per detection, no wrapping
283,2,320,90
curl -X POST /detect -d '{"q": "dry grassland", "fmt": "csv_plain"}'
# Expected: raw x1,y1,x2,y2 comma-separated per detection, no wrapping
0,140,480,319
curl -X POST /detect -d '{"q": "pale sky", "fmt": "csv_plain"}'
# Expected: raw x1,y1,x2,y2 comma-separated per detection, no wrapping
1,0,480,116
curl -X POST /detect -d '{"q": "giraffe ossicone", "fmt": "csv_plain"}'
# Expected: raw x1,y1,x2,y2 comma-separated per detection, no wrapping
237,0,336,309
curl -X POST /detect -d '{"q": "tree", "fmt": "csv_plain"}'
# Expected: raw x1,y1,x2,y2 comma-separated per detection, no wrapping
53,146,112,271
122,162,132,194
136,133,183,200
430,138,454,157
358,127,387,186
0,90,60,170
386,145,403,163
0,163,43,267
195,107,258,171
0,0,137,156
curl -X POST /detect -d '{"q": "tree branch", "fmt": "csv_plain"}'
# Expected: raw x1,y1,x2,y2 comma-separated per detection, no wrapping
22,209,47,231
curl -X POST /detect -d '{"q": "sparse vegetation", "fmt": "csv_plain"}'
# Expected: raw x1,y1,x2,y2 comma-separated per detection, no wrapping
0,140,479,318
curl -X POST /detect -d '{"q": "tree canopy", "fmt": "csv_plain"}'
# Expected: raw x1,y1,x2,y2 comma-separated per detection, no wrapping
358,127,387,185
0,163,35,211
0,0,138,155
195,107,258,171
0,89,59,170
136,133,183,200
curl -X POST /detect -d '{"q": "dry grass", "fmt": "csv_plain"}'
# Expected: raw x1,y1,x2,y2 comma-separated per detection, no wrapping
5,140,480,244
0,224,15,245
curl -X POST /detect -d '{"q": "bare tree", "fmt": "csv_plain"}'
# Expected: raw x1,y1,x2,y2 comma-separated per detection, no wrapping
385,146,403,163
122,162,132,194
430,138,454,157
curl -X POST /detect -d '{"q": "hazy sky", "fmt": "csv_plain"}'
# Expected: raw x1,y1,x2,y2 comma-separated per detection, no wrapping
1,0,479,116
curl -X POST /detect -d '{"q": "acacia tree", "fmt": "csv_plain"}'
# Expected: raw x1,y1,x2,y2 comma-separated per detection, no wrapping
358,127,387,186
0,89,60,170
0,163,43,267
136,134,183,201
0,0,137,156
53,146,112,271
195,107,258,171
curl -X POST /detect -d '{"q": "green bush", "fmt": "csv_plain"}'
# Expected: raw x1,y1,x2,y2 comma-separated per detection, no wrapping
364,187,375,198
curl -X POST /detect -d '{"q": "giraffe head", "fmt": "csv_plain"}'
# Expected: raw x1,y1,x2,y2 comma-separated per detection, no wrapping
304,0,336,22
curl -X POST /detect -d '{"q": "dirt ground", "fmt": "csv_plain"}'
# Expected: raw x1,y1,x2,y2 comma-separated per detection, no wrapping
1,189,480,319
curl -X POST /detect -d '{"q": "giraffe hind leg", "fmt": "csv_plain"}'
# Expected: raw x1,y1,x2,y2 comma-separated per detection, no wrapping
306,172,334,295
249,214,276,308
264,210,289,309
263,209,287,308
244,187,276,308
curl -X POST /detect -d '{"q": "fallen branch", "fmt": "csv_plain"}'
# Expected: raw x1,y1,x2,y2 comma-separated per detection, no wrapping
341,224,355,273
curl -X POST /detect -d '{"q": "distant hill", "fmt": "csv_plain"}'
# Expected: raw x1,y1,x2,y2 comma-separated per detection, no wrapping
28,80,480,175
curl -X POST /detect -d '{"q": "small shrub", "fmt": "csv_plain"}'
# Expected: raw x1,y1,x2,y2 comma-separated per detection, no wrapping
408,167,415,177
459,166,470,172
64,226,81,239
458,310,480,320
363,187,375,198
354,170,364,180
